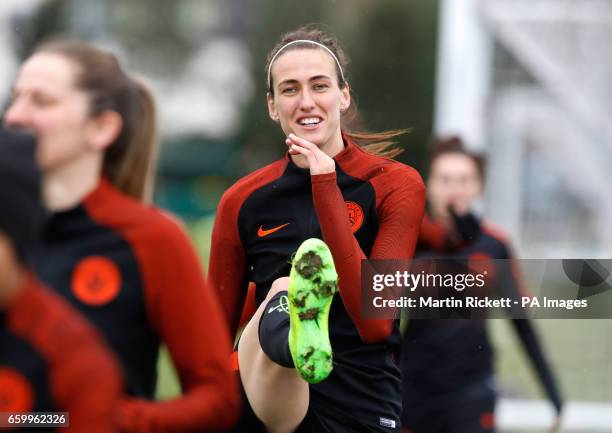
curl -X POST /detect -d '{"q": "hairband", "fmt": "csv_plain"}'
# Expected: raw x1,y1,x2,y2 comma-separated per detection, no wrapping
267,39,345,91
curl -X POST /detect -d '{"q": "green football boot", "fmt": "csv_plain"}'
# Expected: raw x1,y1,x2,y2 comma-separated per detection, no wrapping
288,238,338,384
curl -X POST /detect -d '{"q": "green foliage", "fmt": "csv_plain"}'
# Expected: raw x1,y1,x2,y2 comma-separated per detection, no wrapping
346,0,438,173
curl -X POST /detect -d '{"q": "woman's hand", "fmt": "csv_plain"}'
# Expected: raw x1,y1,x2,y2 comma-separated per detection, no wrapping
549,415,561,433
286,133,336,175
448,205,482,242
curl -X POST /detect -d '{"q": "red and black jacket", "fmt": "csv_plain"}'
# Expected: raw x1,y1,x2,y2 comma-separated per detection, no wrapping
209,137,426,432
0,274,121,433
28,179,239,433
401,218,563,413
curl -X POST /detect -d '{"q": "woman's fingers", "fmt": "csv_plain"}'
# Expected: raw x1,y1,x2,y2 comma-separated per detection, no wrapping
286,133,335,175
285,136,299,155
286,138,300,155
286,135,317,156
286,135,318,162
290,145,319,169
289,144,313,158
288,133,317,149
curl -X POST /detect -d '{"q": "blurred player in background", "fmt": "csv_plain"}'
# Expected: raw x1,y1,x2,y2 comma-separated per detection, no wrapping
400,137,562,433
0,128,121,433
4,40,239,432
208,24,426,433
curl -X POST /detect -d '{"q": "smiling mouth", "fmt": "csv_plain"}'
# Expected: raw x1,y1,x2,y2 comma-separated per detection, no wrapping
297,117,322,128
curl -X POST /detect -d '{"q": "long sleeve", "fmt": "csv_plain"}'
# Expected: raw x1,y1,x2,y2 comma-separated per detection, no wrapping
500,254,563,414
207,190,250,337
207,159,287,335
419,214,452,250
9,275,122,433
117,217,240,433
511,318,563,413
311,167,426,342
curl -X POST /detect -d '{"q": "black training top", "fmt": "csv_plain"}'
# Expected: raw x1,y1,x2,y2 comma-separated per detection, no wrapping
0,275,121,433
27,178,239,433
209,136,426,432
401,222,563,414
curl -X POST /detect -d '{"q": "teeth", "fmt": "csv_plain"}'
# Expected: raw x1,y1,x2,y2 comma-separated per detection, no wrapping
299,118,321,125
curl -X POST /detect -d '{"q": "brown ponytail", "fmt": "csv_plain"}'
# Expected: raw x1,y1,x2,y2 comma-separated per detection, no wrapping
266,24,407,159
343,130,407,159
34,39,159,203
102,77,159,204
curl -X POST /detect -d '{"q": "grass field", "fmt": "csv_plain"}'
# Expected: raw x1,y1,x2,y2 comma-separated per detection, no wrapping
154,217,612,430
492,318,612,402
155,320,612,400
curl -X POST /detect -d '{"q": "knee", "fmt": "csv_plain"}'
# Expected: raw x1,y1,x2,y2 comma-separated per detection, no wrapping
266,277,290,301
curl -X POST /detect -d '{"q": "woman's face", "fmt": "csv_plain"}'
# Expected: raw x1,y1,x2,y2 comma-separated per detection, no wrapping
4,53,97,172
427,153,483,220
267,48,350,152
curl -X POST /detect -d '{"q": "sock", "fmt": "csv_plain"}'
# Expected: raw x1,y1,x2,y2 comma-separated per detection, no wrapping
258,290,294,368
